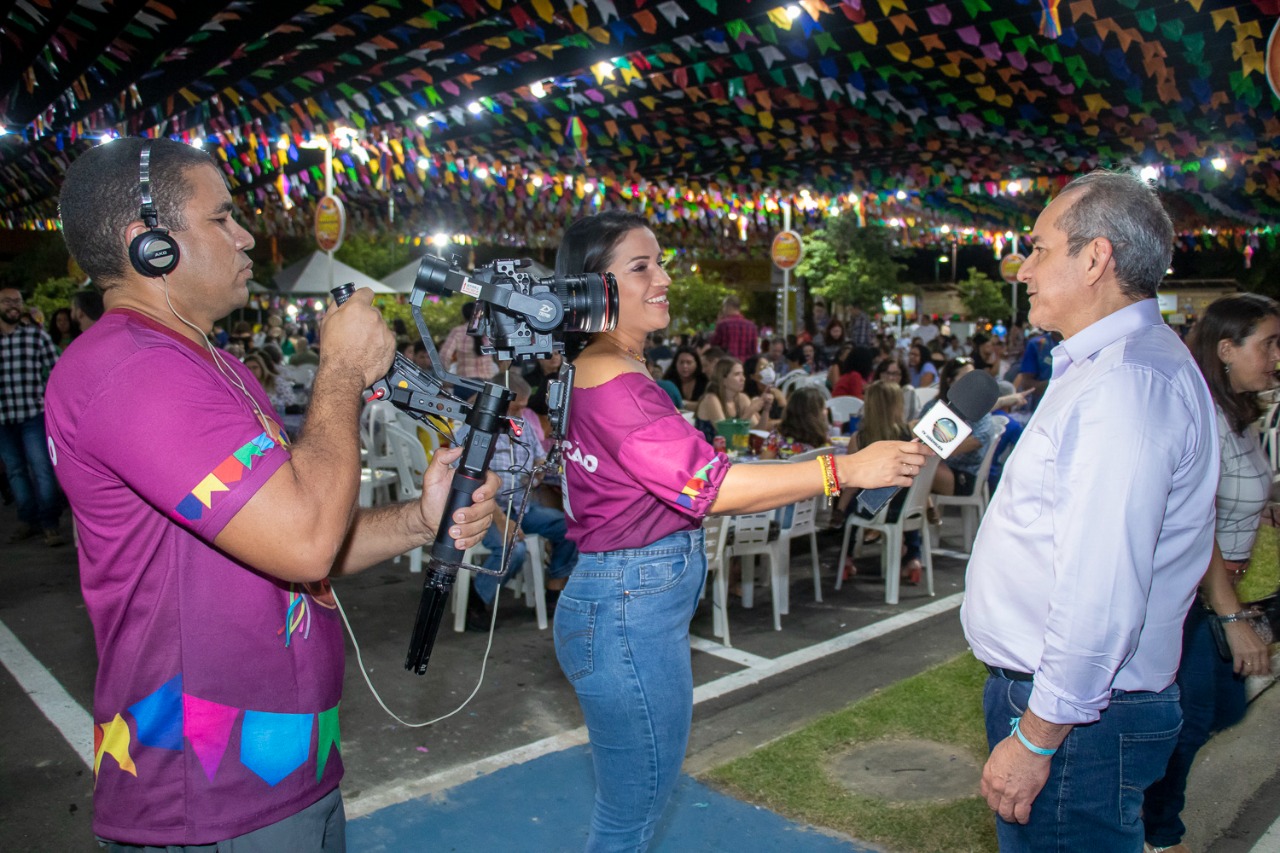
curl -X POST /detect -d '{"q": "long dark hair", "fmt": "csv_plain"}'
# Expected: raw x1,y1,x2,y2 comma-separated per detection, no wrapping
1187,293,1280,434
778,386,829,448
663,345,707,398
555,210,651,358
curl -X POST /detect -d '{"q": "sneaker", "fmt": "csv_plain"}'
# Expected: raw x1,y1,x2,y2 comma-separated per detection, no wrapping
841,558,858,582
901,559,922,586
43,529,66,548
1144,844,1191,853
7,523,37,544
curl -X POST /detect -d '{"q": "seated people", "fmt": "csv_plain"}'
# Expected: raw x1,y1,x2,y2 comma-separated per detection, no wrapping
243,351,301,415
742,354,785,429
772,386,830,452
907,343,938,388
662,345,707,411
921,357,998,497
842,380,923,584
694,357,773,438
831,347,875,399
871,354,919,422
461,376,578,629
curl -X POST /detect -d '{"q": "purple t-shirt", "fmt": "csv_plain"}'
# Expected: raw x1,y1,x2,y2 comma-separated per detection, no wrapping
561,372,730,552
44,310,344,845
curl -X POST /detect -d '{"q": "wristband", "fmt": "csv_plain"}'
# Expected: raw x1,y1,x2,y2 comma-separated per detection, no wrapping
1217,610,1256,624
1008,716,1057,756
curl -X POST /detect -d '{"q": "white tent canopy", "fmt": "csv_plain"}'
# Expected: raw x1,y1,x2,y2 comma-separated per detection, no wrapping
273,251,395,295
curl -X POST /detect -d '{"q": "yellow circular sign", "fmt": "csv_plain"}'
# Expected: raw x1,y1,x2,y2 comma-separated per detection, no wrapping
771,230,803,270
999,253,1025,284
315,195,346,253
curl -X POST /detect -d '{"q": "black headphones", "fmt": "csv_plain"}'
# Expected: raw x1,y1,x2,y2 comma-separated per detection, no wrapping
128,143,181,277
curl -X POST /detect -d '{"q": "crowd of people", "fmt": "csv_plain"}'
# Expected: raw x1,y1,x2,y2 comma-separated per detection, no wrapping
3,136,1277,853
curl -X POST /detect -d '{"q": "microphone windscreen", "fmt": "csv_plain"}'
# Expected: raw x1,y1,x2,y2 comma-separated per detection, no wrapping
946,369,999,422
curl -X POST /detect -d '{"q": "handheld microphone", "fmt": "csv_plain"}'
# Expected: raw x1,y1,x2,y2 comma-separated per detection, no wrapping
854,370,999,516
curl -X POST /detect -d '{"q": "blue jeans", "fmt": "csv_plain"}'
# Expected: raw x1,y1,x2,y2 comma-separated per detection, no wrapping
553,529,707,852
475,504,578,605
0,414,61,530
983,674,1182,852
1142,604,1247,847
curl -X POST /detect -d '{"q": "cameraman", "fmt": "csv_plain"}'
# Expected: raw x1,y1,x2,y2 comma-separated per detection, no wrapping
46,137,498,851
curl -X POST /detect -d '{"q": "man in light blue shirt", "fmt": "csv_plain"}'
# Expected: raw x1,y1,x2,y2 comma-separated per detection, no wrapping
961,171,1219,851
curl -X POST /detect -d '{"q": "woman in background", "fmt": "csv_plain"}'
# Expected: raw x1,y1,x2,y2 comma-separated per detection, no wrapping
48,307,79,350
1143,293,1278,853
663,345,708,411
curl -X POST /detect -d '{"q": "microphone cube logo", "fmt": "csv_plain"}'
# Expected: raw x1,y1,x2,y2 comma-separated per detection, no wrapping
931,417,959,444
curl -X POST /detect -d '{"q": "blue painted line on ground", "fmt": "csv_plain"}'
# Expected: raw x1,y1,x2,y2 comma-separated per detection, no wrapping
348,744,875,852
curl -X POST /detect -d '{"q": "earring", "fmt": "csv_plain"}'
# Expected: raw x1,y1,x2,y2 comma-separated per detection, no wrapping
1224,362,1232,374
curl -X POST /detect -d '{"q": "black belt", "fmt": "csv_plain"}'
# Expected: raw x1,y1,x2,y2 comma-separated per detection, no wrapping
985,664,1034,682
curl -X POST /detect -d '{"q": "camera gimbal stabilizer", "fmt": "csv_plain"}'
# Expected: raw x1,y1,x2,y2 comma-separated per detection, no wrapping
332,254,616,675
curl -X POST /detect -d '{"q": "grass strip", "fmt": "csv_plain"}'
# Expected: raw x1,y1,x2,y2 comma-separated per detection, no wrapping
706,653,997,853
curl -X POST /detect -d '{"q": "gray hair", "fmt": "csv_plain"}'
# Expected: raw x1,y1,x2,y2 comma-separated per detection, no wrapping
1054,170,1174,300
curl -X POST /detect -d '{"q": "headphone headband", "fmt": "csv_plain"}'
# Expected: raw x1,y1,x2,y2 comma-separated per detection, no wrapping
138,143,158,228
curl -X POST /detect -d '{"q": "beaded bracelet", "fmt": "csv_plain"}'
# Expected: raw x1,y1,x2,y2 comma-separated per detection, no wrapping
1008,716,1057,756
818,454,841,502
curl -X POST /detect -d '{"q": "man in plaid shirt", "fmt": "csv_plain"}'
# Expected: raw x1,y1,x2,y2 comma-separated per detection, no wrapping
0,287,64,546
709,295,759,363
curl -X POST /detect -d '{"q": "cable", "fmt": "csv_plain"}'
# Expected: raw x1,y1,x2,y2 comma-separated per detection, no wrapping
332,493,517,727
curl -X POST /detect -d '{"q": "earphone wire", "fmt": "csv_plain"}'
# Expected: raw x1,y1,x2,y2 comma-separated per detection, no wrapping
161,279,273,437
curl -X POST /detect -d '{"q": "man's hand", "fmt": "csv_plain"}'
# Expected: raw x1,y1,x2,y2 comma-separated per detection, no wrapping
418,446,500,551
320,287,396,388
980,736,1052,824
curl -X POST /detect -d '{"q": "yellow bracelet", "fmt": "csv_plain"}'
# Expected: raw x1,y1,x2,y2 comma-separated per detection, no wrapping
819,455,840,498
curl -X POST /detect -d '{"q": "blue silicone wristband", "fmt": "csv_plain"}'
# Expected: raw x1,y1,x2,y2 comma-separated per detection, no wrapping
1009,716,1057,756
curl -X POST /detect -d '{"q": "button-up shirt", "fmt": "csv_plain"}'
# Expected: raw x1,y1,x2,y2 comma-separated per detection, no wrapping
962,299,1218,725
0,322,60,424
709,314,759,364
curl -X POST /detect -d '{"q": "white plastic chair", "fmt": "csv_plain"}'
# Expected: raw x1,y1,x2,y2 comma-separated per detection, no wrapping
825,395,864,426
451,533,549,631
932,418,1007,552
836,455,942,604
727,512,787,630
913,385,939,408
383,423,431,572
358,400,401,506
701,515,733,646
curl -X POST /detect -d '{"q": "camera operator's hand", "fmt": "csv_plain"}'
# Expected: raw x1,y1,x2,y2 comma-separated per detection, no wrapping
320,287,396,388
417,446,500,551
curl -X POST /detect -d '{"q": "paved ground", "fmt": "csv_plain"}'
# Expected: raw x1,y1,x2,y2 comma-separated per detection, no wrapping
3,501,1279,852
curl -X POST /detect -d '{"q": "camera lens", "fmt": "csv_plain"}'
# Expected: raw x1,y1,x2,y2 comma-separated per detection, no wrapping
555,272,619,334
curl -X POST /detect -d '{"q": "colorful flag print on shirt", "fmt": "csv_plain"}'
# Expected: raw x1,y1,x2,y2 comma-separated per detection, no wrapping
173,432,278,523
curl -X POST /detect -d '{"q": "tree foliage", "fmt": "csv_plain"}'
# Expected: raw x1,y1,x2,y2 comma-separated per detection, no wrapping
30,276,82,322
374,294,464,345
665,259,733,336
334,232,417,280
955,268,1012,323
795,218,907,311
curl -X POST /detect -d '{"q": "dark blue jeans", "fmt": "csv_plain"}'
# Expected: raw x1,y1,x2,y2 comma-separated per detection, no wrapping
984,674,1182,852
1142,604,1248,847
0,414,61,530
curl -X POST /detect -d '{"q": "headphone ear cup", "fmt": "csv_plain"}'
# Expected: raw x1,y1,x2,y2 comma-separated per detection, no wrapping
129,229,180,277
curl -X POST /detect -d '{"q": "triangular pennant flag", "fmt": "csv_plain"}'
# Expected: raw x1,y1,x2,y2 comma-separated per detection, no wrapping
184,694,240,782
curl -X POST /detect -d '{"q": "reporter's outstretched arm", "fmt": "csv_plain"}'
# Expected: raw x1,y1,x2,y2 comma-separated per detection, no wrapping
709,439,928,516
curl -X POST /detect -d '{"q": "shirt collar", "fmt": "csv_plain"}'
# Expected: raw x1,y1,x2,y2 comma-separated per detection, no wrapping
1054,299,1162,375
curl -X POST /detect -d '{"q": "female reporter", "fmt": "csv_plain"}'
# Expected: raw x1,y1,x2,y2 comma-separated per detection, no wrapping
552,210,928,851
